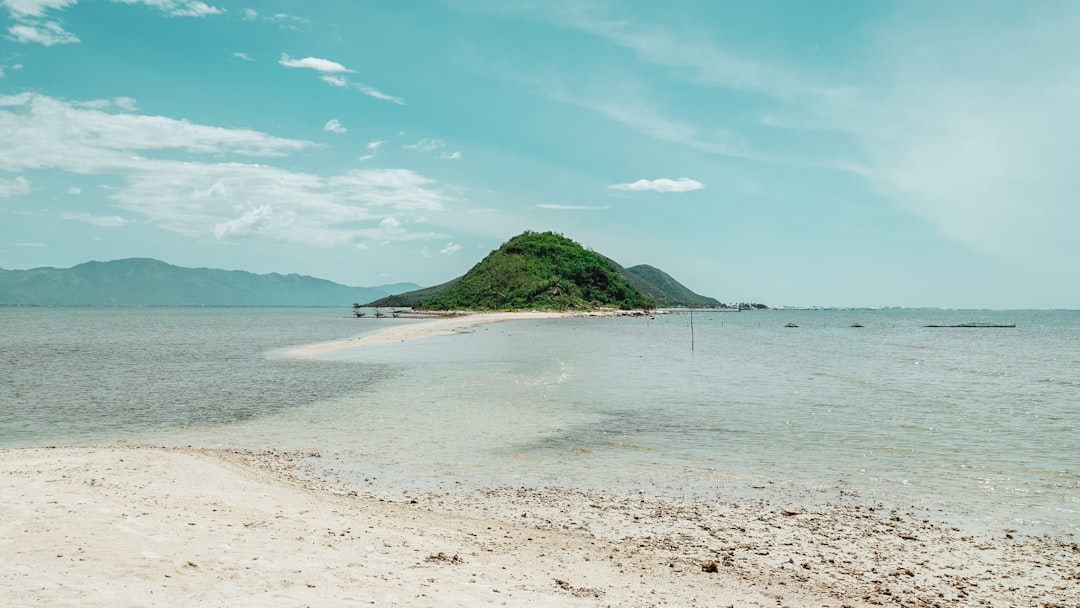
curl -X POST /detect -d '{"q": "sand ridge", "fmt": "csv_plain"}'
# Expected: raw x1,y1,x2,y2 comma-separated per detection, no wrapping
284,311,571,357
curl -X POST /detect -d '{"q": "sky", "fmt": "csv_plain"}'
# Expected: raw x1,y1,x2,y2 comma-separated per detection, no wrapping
1,0,1078,308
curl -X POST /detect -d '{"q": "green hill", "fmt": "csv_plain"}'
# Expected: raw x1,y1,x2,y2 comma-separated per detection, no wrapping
414,231,654,311
367,231,726,310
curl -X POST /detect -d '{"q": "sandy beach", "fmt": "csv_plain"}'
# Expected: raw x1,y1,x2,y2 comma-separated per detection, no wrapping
2,446,1077,607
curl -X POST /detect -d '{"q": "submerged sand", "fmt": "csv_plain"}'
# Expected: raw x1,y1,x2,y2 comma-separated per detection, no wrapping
2,446,1076,607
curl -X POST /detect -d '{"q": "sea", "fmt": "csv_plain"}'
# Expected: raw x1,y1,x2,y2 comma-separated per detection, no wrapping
2,306,1077,536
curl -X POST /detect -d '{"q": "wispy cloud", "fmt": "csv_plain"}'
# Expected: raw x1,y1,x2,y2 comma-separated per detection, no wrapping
323,118,346,135
511,3,1080,261
440,242,462,255
278,53,353,73
0,93,449,247
404,137,461,159
0,175,31,197
4,0,223,45
58,212,128,227
801,4,1080,259
609,178,704,193
232,51,252,61
535,203,609,211
353,82,405,105
278,54,405,104
8,20,79,45
359,140,385,161
166,1,221,18
404,138,444,152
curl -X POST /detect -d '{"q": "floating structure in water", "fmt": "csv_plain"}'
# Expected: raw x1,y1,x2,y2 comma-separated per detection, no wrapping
923,322,1016,328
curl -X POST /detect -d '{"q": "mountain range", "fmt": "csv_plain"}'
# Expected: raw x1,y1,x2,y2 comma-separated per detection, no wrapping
0,258,420,307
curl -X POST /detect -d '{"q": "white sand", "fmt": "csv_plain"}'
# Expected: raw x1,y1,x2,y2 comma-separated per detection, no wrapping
2,446,810,607
285,311,569,357
3,446,1075,607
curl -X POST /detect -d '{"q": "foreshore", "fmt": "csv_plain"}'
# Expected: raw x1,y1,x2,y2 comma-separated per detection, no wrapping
5,312,1077,606
284,309,652,357
2,445,1076,607
285,311,570,357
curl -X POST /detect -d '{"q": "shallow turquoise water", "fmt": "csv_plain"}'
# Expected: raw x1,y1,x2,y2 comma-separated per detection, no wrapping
2,307,1077,533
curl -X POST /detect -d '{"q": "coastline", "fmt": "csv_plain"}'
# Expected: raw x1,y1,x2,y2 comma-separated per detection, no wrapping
284,309,655,357
3,445,1075,607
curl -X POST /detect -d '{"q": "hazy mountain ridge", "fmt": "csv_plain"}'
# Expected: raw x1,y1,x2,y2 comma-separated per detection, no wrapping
0,258,419,306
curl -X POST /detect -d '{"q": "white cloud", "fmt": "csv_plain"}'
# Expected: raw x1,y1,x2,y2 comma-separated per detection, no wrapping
113,96,137,111
0,175,31,197
58,212,128,227
4,1,223,46
0,93,450,248
8,21,79,45
354,82,405,105
320,74,348,87
0,93,314,171
278,55,405,104
4,0,78,19
67,186,81,194
164,1,221,17
212,204,274,239
440,242,462,255
360,140,385,161
278,53,353,73
241,7,256,20
535,203,609,210
323,118,346,135
608,178,704,193
404,138,444,152
438,150,462,161
232,51,252,61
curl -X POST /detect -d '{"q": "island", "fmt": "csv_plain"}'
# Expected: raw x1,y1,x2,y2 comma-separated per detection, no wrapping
365,230,726,311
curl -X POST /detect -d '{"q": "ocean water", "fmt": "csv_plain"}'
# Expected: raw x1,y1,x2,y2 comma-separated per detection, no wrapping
2,307,1077,534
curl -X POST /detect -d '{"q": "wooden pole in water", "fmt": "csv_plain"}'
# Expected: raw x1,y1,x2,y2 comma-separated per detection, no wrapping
690,305,695,352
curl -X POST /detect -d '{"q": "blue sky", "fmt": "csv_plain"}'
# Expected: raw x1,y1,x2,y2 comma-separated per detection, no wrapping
1,1,1077,308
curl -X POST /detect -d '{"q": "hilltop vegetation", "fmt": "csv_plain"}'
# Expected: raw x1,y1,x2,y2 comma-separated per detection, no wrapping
417,231,654,311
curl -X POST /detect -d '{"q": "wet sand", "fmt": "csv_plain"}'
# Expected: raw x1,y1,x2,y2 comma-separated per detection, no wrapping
285,311,570,357
3,445,1076,607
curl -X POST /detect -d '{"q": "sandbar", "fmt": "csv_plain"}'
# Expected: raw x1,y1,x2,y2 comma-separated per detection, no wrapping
285,311,570,357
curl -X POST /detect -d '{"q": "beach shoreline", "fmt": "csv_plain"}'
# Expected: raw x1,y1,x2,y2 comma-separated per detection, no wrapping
283,309,654,357
3,445,1075,607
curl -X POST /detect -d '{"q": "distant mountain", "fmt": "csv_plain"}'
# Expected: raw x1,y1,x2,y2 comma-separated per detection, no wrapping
366,231,721,310
624,265,721,307
0,258,420,307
